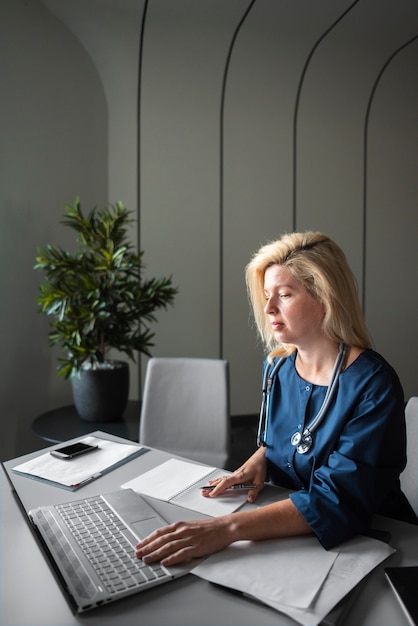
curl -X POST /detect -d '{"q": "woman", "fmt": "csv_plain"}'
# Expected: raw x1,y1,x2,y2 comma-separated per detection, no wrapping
136,231,416,567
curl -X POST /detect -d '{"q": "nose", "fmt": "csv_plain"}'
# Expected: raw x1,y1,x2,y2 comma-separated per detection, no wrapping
264,296,278,315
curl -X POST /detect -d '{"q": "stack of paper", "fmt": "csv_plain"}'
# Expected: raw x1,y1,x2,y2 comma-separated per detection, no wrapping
192,534,395,626
12,436,146,490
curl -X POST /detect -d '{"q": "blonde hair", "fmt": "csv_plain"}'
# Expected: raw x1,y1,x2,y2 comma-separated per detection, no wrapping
245,231,372,358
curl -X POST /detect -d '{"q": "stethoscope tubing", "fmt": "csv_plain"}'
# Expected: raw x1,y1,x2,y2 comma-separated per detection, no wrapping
257,343,347,453
257,357,284,448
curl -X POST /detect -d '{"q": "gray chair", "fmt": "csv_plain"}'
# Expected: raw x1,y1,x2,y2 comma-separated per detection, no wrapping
400,396,418,517
139,357,230,468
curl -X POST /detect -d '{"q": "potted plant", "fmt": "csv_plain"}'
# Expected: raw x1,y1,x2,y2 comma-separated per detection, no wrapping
34,198,177,422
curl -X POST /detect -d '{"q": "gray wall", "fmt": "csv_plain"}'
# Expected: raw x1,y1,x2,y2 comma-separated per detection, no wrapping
1,0,417,459
0,0,109,457
138,0,418,412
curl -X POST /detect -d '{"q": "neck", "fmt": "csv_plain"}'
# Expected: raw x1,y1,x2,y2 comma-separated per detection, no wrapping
295,341,343,386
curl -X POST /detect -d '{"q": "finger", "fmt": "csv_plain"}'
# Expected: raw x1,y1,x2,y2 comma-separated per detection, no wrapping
136,520,197,556
204,475,237,496
246,482,264,503
135,522,177,552
205,475,230,487
160,545,197,567
137,530,199,565
200,475,226,492
136,533,175,562
140,539,183,564
205,473,251,497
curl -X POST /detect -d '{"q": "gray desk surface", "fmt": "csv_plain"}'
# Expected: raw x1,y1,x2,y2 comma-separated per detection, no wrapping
32,401,141,443
2,431,418,626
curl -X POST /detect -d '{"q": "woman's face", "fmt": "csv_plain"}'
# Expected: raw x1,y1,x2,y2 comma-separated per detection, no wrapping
263,264,325,349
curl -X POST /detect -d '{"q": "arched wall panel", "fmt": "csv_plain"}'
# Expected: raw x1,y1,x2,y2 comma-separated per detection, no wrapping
138,0,418,411
365,40,418,397
139,0,250,365
296,0,418,287
222,0,359,410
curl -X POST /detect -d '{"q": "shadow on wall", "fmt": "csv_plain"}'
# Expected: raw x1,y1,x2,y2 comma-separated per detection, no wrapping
0,0,108,459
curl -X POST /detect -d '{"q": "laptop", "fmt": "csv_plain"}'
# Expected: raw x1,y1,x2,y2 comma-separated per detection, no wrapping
2,460,190,613
385,567,418,626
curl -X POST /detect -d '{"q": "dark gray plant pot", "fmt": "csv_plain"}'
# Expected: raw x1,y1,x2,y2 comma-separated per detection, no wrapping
71,361,130,422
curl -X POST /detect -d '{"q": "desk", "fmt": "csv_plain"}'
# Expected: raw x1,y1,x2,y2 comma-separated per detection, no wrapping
2,432,418,626
32,401,140,443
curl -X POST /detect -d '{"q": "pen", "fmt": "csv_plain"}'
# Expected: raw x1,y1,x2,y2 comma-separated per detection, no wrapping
201,483,256,491
71,472,102,488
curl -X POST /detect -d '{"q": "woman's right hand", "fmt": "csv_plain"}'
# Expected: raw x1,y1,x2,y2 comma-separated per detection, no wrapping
201,447,267,503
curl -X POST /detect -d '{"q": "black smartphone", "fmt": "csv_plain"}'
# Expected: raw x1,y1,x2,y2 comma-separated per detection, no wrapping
50,442,99,459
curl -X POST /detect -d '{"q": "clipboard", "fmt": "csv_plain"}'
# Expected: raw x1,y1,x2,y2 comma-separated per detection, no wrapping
12,435,148,490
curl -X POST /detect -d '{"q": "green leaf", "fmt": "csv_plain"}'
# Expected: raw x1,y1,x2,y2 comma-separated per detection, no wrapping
34,198,177,378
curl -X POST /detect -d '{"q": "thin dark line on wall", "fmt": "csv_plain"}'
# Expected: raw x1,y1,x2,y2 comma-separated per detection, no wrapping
292,0,361,230
137,0,149,390
219,0,256,358
137,0,149,253
362,34,418,313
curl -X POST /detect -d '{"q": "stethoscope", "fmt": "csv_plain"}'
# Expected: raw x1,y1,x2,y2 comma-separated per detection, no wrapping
257,343,347,454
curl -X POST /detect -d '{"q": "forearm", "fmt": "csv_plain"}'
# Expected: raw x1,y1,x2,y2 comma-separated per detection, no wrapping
136,497,313,566
225,497,312,543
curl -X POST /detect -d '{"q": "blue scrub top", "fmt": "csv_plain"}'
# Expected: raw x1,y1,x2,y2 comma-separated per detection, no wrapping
264,349,415,549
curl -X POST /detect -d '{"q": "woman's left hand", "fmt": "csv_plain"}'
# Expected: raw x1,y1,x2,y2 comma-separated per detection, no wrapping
135,516,233,567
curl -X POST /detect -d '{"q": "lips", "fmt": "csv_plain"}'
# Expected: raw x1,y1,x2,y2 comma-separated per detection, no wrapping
272,322,284,331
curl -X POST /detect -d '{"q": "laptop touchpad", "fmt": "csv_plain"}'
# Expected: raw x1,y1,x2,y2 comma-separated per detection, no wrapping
131,518,165,539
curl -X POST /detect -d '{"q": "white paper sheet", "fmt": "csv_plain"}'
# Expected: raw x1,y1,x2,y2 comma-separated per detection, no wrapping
12,436,144,489
192,533,395,626
193,535,337,610
122,458,249,516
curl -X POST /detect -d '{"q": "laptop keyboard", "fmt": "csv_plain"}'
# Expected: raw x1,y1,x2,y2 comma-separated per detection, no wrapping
56,496,170,595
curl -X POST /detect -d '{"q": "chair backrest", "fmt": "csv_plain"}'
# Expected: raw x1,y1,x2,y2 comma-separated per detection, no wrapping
400,397,418,517
139,357,230,468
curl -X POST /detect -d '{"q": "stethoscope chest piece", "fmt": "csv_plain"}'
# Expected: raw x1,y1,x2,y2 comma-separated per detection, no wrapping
290,431,313,454
258,343,347,453
290,432,302,446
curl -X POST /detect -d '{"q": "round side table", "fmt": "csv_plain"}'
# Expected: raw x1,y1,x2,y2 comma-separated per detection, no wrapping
32,400,140,444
